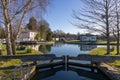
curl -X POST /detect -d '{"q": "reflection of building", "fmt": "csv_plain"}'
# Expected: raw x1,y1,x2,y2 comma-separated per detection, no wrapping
30,45,39,51
17,30,37,42
81,35,97,42
0,39,6,43
53,38,59,41
80,45,97,51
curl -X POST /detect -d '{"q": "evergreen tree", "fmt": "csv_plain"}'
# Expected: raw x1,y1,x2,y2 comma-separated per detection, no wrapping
26,17,39,31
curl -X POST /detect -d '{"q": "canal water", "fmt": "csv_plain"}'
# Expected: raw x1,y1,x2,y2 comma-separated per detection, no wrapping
29,43,110,80
31,66,110,80
33,43,98,56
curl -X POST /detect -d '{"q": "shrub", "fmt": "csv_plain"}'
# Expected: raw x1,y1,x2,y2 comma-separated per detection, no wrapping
26,48,32,53
16,46,26,50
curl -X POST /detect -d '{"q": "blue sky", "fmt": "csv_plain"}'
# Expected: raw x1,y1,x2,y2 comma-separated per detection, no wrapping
43,0,85,34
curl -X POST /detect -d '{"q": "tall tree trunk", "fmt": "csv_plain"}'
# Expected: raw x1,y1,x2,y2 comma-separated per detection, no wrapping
117,28,119,55
106,0,110,54
115,0,120,55
1,0,13,55
6,24,13,55
11,39,16,55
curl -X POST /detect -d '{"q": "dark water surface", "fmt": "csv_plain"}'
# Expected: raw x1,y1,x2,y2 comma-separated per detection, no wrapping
31,66,110,80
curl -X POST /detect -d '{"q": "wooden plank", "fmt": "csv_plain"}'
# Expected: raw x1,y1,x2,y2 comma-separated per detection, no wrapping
36,61,65,69
69,54,120,63
0,54,64,62
68,62,97,69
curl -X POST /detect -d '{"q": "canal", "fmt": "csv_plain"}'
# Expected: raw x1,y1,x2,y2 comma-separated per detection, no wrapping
36,43,97,56
29,43,110,80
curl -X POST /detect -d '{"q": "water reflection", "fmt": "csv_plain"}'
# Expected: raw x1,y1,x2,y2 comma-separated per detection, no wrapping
18,43,98,56
80,45,97,51
39,45,53,53
31,66,110,80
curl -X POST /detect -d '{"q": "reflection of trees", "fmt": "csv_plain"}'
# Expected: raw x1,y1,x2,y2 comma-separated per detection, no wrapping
46,45,52,52
53,42,64,47
39,45,52,53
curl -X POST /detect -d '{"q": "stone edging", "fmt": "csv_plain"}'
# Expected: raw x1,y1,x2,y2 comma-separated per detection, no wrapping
98,63,120,80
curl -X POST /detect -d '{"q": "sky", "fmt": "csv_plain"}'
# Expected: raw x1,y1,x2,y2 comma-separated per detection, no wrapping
43,0,85,34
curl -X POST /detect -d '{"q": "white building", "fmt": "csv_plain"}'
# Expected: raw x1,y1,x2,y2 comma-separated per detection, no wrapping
81,35,97,42
17,30,37,42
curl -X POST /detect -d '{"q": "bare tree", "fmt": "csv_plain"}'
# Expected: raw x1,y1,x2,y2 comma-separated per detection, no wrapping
0,0,50,55
73,0,116,54
111,0,120,55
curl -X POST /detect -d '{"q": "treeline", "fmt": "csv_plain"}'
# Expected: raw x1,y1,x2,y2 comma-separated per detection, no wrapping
25,17,53,41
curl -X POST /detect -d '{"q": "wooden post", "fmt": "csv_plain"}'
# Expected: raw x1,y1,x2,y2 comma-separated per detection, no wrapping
33,61,38,71
66,55,69,70
50,58,54,69
0,50,2,55
91,62,95,72
33,61,37,65
67,55,69,63
62,55,65,62
0,42,2,55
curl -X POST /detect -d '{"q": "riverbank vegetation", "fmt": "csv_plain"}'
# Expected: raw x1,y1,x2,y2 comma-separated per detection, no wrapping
89,47,120,55
1,44,38,56
65,40,80,43
65,40,120,44
89,47,120,71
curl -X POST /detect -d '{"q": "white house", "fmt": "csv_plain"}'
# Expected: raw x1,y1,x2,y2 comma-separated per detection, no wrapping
17,30,37,42
81,35,97,42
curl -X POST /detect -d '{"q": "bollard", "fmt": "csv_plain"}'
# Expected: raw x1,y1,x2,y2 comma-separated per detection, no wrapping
0,50,2,55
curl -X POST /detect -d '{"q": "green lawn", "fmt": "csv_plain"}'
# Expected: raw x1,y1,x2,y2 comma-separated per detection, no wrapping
0,59,22,68
0,44,42,79
65,40,80,42
1,44,38,55
89,47,120,70
97,40,107,44
0,44,38,68
89,47,120,55
97,40,120,44
110,60,120,68
89,47,107,55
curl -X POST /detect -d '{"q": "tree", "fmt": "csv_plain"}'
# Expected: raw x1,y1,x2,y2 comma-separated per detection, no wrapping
26,16,39,31
53,30,65,38
46,31,53,41
73,0,115,54
0,0,50,55
38,19,52,41
111,0,120,55
35,33,41,41
77,32,80,40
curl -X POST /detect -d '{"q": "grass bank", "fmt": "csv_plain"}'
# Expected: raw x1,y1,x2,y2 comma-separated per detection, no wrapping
1,44,41,56
65,40,80,43
0,44,41,79
89,47,120,71
89,47,118,55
